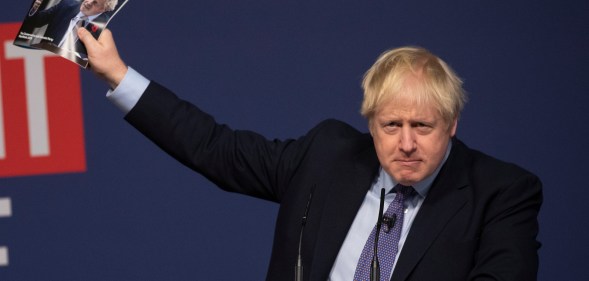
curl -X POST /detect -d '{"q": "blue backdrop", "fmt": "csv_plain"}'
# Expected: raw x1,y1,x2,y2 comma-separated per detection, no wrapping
1,0,588,280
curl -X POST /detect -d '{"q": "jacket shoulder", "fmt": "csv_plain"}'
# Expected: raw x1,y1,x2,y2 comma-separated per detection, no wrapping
456,140,541,187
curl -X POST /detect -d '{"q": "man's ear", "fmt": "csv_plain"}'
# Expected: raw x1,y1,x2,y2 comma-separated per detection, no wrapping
368,119,375,137
449,118,458,137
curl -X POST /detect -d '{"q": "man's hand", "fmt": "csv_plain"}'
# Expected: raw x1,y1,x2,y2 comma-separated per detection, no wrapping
78,28,128,89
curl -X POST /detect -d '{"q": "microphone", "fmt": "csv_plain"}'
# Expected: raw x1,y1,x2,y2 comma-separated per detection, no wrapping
295,186,315,281
382,213,397,233
371,188,386,281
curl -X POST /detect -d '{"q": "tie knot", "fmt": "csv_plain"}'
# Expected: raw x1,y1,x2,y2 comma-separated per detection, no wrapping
394,184,412,195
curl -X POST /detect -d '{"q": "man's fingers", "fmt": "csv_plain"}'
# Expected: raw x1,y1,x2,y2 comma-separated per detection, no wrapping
77,27,98,51
96,28,114,45
76,28,127,88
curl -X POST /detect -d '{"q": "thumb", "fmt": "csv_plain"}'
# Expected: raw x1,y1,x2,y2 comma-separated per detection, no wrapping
77,27,99,52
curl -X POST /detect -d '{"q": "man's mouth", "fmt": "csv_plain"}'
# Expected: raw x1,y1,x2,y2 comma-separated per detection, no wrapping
396,159,420,162
395,159,421,166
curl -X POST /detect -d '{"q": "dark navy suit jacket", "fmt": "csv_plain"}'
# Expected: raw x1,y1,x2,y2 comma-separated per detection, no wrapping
125,81,542,281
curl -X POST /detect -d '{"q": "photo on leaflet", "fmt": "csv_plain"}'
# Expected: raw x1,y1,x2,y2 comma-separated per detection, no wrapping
13,0,128,68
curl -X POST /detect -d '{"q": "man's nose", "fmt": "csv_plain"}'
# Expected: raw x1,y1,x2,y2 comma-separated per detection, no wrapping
399,127,416,153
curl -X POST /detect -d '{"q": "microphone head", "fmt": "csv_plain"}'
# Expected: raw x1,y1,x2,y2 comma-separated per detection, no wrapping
382,213,397,233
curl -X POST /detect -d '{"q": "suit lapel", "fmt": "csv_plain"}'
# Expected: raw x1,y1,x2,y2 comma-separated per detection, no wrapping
391,139,471,281
309,144,380,280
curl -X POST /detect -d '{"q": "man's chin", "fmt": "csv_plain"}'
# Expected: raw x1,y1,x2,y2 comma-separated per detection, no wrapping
390,171,423,186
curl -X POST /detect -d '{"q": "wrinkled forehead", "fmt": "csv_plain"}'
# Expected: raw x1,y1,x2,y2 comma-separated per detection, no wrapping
374,93,442,119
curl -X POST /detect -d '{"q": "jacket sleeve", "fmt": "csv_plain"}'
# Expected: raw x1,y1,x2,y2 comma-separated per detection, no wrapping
123,81,319,203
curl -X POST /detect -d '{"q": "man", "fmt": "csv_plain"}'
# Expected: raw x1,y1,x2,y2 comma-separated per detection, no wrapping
25,0,117,53
78,29,542,281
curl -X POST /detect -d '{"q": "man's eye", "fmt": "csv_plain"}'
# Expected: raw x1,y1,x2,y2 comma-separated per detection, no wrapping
412,122,430,128
381,122,400,133
414,123,434,133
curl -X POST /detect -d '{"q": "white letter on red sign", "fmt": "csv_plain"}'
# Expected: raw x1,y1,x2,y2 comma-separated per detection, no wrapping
2,41,58,158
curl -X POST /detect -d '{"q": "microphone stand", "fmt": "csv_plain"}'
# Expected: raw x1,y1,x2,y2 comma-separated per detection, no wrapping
371,188,386,281
295,189,314,281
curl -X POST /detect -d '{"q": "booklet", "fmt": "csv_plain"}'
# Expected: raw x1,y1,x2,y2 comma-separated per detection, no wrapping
13,0,128,68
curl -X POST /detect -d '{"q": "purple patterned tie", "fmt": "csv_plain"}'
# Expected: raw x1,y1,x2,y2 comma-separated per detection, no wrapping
353,184,413,281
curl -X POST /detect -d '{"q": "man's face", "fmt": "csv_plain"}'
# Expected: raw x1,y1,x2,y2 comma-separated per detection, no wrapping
370,95,457,186
80,0,108,16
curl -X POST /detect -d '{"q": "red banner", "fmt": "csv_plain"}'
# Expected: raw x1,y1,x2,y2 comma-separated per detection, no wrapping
0,23,85,178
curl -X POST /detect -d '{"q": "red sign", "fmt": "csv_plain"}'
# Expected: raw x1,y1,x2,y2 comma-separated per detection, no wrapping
0,23,86,178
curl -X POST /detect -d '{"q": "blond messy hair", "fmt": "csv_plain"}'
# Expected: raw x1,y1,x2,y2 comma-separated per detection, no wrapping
361,46,467,126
